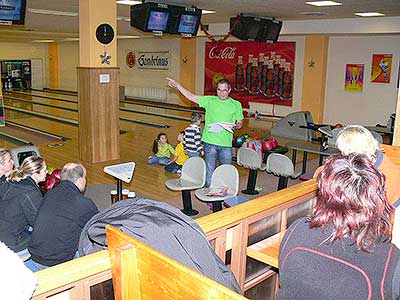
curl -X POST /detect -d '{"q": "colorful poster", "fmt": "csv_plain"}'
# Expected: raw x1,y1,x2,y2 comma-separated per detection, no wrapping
371,54,392,83
345,64,364,92
204,41,296,108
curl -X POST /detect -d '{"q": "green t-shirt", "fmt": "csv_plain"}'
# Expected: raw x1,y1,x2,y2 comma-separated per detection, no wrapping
156,143,174,158
199,95,244,147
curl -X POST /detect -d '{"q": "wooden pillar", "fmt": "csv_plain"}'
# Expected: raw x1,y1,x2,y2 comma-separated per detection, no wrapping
48,42,60,89
392,89,400,146
301,35,329,124
78,0,119,163
179,38,197,107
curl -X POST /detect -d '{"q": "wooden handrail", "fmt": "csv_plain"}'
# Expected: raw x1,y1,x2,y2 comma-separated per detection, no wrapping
32,179,318,299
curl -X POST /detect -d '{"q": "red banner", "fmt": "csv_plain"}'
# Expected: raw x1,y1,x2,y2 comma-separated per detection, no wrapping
204,41,296,108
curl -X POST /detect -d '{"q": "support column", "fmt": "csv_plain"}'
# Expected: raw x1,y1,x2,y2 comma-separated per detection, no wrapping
392,89,400,146
48,42,60,90
78,0,119,163
179,38,197,107
301,35,329,124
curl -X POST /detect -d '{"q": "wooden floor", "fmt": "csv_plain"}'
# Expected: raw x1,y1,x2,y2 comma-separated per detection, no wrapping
0,90,277,201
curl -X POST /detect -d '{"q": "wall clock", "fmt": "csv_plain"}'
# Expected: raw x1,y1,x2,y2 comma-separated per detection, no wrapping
96,23,114,45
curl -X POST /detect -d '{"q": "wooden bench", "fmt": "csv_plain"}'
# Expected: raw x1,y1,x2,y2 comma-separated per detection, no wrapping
247,231,285,268
106,225,247,300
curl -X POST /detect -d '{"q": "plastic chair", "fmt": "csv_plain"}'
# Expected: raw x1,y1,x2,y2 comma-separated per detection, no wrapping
165,157,206,216
266,153,301,190
195,164,239,212
237,147,266,195
10,145,41,167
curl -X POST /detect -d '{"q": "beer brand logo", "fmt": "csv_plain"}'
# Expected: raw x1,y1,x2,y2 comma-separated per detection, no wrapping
209,46,236,60
137,51,170,70
126,52,136,68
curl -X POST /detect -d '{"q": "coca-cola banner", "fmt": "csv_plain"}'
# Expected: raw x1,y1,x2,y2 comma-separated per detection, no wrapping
204,41,296,108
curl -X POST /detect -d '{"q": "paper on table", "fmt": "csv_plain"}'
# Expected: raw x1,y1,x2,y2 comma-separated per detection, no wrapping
208,121,235,134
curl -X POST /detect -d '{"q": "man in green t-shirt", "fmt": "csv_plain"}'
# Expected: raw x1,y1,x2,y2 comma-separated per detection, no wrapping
167,78,244,187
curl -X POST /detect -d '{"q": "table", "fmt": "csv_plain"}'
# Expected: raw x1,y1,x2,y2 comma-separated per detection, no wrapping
286,141,340,175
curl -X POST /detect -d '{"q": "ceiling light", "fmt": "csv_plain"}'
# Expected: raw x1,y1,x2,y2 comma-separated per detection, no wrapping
300,11,327,16
28,8,78,17
306,1,342,7
355,12,385,17
202,10,216,15
32,40,55,43
116,0,142,5
62,38,79,42
117,35,140,39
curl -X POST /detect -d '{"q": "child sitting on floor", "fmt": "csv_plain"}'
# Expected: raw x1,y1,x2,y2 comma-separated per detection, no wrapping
164,131,189,174
148,133,175,165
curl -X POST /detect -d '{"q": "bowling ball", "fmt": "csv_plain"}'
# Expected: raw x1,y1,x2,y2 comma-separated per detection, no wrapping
242,133,250,139
245,137,253,142
271,139,279,149
51,169,61,180
39,173,61,192
235,136,245,147
334,123,344,128
262,140,274,151
212,73,226,90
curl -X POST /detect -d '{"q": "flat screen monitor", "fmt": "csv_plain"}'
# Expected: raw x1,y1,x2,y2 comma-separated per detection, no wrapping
0,0,26,25
177,14,200,35
146,10,170,32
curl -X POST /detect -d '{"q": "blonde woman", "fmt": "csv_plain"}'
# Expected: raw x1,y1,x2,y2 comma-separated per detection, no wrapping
0,156,46,260
0,149,14,184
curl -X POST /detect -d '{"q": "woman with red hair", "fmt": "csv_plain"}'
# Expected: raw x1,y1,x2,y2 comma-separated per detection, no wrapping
278,154,400,300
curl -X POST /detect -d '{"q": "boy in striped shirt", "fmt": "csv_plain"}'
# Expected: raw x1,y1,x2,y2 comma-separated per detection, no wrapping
183,112,204,157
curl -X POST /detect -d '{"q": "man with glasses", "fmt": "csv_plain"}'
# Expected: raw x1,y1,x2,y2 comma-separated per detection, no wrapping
167,78,243,187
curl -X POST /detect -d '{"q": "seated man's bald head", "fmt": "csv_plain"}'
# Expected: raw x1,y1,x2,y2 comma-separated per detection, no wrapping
61,162,87,192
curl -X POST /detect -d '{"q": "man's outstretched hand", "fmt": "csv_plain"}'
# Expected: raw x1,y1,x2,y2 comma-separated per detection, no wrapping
166,77,178,89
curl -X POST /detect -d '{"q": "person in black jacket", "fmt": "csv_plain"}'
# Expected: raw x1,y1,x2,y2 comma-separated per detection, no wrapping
0,148,14,184
278,154,400,300
26,162,98,272
0,156,46,260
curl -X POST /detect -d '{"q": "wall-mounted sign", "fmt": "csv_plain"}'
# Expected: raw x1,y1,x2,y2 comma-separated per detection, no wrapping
126,52,136,68
371,54,392,83
345,64,364,92
137,51,169,70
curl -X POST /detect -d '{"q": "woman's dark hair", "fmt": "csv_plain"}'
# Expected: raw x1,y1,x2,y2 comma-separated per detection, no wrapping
309,153,393,251
152,133,167,155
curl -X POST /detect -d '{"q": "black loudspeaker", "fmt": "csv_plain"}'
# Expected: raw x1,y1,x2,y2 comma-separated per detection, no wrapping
230,16,282,42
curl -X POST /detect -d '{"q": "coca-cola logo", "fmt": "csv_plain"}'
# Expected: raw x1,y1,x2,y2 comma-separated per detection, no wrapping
209,46,236,59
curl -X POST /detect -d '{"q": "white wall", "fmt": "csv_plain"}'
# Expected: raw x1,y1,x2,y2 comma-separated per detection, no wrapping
58,41,79,91
118,37,181,103
324,35,400,126
0,42,49,87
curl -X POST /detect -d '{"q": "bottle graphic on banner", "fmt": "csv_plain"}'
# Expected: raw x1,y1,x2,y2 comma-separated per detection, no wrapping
234,56,245,92
273,55,281,95
245,54,254,91
259,56,269,94
257,53,264,90
281,62,293,101
277,58,286,97
249,58,259,95
265,60,275,98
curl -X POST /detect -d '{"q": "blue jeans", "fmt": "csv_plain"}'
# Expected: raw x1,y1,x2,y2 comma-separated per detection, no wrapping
187,151,200,157
147,156,170,165
24,250,80,272
204,143,233,187
164,162,182,173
